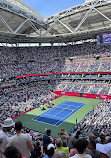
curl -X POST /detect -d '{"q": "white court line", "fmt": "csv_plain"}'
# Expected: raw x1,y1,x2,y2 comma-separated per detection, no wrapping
42,113,62,119
32,101,70,120
57,103,82,110
33,106,73,123
32,108,55,120
32,107,64,120
55,109,75,126
33,104,79,127
73,103,86,113
33,102,85,121
55,103,86,126
32,102,86,126
33,119,59,127
44,107,72,118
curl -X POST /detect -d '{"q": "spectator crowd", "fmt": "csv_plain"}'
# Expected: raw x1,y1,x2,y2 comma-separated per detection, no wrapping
0,42,111,158
1,42,111,80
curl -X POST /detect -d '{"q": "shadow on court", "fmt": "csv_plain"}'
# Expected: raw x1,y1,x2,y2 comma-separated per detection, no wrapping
13,113,76,138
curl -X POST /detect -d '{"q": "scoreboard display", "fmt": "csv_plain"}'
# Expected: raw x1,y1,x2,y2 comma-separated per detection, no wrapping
97,33,111,44
103,34,111,43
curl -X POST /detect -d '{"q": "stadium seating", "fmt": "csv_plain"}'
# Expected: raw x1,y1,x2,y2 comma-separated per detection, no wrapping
0,43,111,158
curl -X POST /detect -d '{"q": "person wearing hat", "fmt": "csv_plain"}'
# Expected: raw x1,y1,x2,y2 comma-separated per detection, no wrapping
0,118,15,158
43,143,55,158
96,142,111,158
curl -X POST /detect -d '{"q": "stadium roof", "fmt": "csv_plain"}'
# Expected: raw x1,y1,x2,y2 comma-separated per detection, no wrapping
0,0,111,43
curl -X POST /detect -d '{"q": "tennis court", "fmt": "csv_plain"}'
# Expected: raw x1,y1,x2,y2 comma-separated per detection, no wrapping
32,101,85,126
13,96,101,137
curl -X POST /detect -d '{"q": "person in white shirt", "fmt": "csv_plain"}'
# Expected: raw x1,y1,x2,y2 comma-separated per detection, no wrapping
0,118,15,158
8,121,34,158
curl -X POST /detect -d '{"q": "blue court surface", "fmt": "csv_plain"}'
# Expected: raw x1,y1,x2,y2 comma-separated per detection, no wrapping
32,101,85,126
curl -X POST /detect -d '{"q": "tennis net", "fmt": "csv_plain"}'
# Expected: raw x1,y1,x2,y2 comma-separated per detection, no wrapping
53,106,74,112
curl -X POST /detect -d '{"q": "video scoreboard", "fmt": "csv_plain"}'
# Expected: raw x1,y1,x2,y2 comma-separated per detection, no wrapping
97,33,111,44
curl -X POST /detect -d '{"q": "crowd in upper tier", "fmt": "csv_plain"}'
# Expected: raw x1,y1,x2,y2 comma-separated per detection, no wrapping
0,42,111,80
1,58,111,80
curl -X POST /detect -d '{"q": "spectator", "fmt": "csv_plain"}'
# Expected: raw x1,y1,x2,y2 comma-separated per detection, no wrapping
86,138,101,158
69,139,78,157
43,129,53,153
0,118,15,158
96,142,111,158
54,150,67,158
58,128,69,146
43,143,55,158
55,138,69,158
70,138,92,158
31,141,42,158
4,146,23,158
8,121,34,158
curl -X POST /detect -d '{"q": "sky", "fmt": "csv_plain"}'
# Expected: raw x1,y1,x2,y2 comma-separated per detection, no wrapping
22,0,85,18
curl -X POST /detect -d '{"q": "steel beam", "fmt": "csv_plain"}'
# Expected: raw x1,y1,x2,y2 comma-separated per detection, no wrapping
73,0,106,33
42,20,58,36
94,8,111,23
14,19,28,33
28,20,41,35
74,8,93,33
58,20,74,33
46,0,111,24
0,15,13,33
